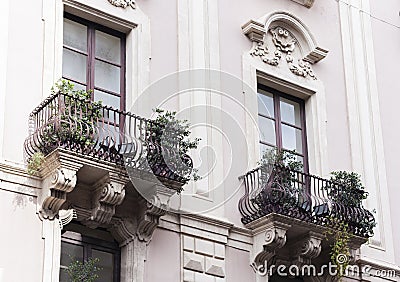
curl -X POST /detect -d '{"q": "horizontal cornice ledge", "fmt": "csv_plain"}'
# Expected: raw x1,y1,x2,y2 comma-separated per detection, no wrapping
289,0,315,8
242,20,266,43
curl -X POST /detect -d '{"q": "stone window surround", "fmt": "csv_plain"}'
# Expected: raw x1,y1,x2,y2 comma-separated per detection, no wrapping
241,11,330,177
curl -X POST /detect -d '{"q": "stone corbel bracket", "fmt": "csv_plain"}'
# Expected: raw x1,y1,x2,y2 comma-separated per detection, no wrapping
291,231,323,267
136,184,176,242
39,153,82,220
84,172,129,228
248,218,291,269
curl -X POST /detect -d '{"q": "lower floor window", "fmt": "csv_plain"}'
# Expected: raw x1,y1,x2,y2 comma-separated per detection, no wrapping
60,226,120,282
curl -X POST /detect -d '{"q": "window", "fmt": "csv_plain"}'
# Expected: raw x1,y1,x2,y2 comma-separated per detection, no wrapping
257,85,308,172
60,228,121,282
62,13,126,111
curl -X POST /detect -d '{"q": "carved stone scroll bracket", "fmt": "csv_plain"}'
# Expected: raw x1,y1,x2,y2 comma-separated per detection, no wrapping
250,220,291,270
291,232,323,267
107,0,135,9
110,217,136,247
84,173,129,228
58,209,77,230
136,184,175,243
39,153,82,220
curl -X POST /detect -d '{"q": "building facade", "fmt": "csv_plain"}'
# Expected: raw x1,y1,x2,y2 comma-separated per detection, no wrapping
0,0,399,281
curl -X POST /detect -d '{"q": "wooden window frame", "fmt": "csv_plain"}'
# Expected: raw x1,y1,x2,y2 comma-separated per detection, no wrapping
258,84,309,173
61,230,121,282
63,13,126,112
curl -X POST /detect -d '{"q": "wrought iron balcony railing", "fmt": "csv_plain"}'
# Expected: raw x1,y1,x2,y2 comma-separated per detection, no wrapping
238,164,375,238
24,92,193,186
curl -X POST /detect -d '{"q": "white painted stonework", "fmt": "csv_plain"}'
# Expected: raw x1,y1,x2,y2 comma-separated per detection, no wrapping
0,0,400,281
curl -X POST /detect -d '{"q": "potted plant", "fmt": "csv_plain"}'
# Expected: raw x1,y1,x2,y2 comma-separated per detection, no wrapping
144,109,201,190
255,148,305,215
326,171,376,237
27,80,103,173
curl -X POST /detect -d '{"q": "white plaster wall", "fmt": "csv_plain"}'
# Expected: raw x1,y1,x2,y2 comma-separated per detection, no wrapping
2,0,44,163
225,247,255,281
0,188,43,282
370,8,400,266
145,228,181,281
136,0,179,83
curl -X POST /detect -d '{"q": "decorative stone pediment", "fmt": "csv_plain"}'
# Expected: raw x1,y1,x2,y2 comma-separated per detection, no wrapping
107,0,135,9
242,16,328,80
289,0,315,8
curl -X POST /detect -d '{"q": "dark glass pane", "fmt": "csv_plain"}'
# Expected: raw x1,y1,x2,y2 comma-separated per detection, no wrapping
91,249,114,282
59,268,69,282
60,241,84,266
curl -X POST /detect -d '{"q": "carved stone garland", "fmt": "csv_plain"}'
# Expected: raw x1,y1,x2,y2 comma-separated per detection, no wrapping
107,0,135,9
248,26,317,80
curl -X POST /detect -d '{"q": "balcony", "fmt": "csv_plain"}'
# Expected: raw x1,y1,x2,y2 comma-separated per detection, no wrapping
24,91,193,188
238,164,376,272
24,91,193,238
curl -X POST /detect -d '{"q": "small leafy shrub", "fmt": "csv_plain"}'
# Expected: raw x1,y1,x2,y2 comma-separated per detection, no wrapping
328,171,368,207
146,109,201,184
256,148,304,209
48,79,103,148
66,257,101,282
259,148,303,171
27,152,45,175
326,171,376,237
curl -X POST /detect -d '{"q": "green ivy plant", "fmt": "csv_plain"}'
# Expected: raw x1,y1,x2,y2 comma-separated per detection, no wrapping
27,152,45,176
66,257,101,282
325,217,351,281
146,108,201,183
